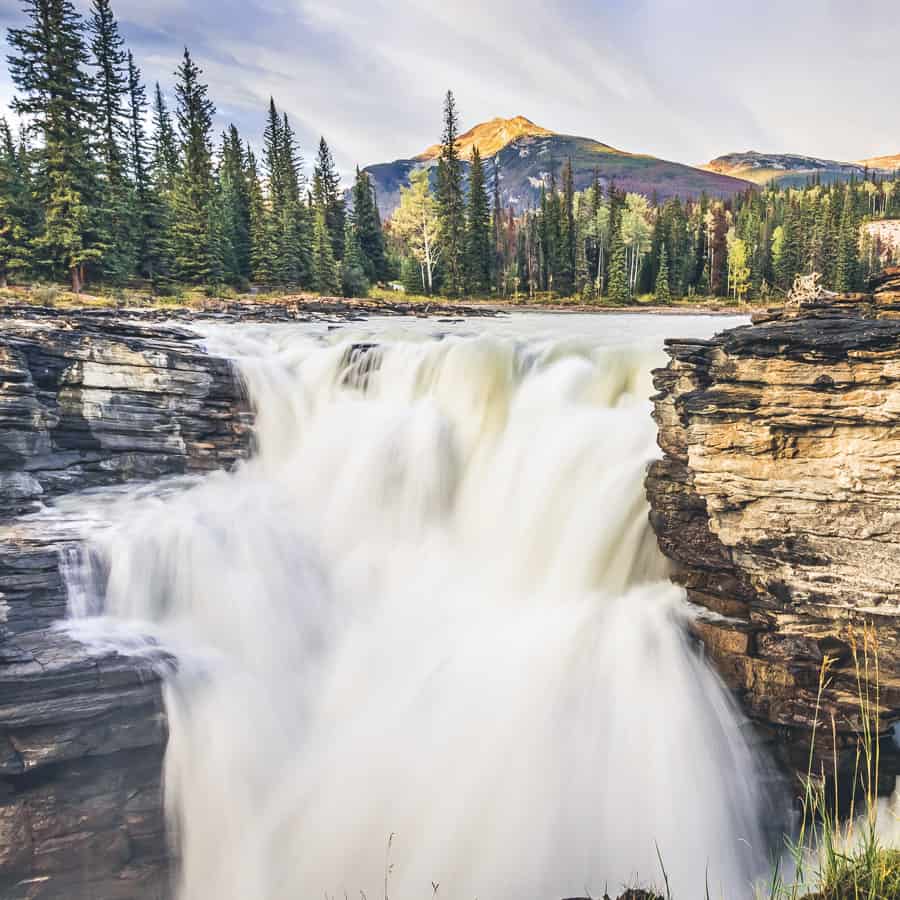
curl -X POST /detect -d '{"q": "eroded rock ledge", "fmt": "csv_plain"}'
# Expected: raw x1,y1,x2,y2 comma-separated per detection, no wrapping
0,311,253,899
647,268,900,785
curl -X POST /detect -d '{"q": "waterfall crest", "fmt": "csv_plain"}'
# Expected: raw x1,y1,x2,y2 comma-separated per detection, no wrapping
64,315,766,899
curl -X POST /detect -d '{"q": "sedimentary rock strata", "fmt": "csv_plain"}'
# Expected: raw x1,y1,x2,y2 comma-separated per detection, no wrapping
0,311,253,898
647,268,900,782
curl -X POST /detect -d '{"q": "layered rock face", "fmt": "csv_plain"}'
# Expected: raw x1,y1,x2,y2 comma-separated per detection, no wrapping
0,311,252,899
647,269,900,784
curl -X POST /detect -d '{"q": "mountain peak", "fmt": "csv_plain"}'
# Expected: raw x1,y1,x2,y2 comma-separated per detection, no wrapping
417,115,554,162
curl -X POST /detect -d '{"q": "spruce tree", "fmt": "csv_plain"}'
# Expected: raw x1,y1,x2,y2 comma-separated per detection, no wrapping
313,136,345,260
491,159,505,295
246,147,274,284
435,90,465,296
606,190,630,304
351,167,387,282
464,146,492,294
125,52,166,283
835,192,859,291
654,244,672,303
88,0,134,281
279,113,312,286
0,119,33,285
776,198,802,291
312,204,340,295
340,218,369,297
8,0,102,290
171,47,215,283
557,158,576,295
215,126,251,283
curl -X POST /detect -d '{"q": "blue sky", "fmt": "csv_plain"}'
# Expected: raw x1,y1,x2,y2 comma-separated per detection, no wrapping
0,0,897,178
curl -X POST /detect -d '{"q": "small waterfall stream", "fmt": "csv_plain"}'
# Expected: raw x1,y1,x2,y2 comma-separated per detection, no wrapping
63,314,769,899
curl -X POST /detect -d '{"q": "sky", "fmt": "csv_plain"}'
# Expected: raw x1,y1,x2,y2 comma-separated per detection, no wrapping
0,0,897,178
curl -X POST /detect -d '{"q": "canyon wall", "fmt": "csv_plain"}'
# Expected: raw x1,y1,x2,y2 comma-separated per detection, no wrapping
646,269,900,786
0,310,252,899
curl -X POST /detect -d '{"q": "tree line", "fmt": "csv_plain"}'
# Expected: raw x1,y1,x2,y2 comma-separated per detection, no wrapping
392,93,900,302
0,0,388,295
0,5,897,303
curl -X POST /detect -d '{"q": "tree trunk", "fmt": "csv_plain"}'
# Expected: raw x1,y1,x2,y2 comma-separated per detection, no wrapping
71,266,82,294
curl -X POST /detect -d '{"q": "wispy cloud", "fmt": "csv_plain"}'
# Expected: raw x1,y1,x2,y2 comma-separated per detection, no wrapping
0,0,896,179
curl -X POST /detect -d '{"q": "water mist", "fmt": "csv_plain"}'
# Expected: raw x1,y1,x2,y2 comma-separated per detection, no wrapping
64,315,768,899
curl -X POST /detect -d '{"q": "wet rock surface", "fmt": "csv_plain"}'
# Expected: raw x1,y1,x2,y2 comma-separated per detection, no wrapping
0,308,259,898
646,268,900,783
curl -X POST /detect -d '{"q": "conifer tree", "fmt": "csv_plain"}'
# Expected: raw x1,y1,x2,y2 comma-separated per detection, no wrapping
125,52,166,283
215,126,251,282
464,146,492,294
0,119,33,285
312,204,340,295
313,136,344,260
654,244,672,302
170,47,215,282
8,0,102,290
277,113,312,285
491,159,505,295
775,198,802,291
557,158,576,295
606,190,630,304
835,193,859,291
340,218,369,297
435,90,465,296
151,84,179,192
88,0,133,281
246,147,274,284
351,167,387,282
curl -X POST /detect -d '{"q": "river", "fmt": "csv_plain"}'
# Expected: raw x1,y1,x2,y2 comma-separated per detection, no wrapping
59,312,775,899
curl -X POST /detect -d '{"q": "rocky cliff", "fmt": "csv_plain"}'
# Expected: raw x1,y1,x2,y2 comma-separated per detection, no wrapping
0,310,252,899
646,268,900,789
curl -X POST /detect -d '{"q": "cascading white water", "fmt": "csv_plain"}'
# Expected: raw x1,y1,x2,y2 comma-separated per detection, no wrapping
64,313,770,899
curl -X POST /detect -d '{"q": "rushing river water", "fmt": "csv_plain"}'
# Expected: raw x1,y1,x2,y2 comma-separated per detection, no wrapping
61,312,777,899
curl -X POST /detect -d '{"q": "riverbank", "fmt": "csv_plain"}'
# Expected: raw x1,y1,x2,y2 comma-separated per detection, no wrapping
0,282,759,318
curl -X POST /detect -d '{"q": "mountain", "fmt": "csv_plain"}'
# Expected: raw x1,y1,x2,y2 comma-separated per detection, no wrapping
363,116,753,218
702,150,900,188
857,153,900,173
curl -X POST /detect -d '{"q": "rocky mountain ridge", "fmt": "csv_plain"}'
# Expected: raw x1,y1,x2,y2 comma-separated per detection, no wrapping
363,116,754,217
703,150,900,187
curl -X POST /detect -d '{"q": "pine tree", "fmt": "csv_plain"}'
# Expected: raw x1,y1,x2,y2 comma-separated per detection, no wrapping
340,218,369,297
88,0,133,281
351,167,387,282
606,190,630,304
0,119,33,285
776,198,802,291
312,204,340,295
557,158,576,295
654,243,672,303
835,192,859,291
215,126,251,283
246,147,274,284
125,51,166,283
8,0,102,290
170,47,215,282
313,136,344,260
491,158,505,295
435,90,465,296
464,146,492,294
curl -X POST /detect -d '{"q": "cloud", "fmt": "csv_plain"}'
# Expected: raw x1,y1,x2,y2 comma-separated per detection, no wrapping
0,0,897,180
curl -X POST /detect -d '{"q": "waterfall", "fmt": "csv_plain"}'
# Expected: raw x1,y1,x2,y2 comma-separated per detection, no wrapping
63,314,768,899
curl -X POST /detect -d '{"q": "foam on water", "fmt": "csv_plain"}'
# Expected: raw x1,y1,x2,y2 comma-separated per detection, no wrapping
64,313,770,899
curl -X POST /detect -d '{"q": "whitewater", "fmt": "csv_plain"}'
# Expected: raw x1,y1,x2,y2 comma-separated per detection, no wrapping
60,312,772,899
